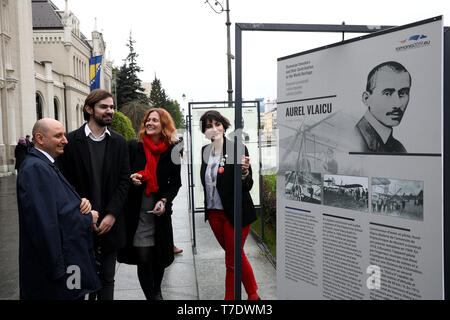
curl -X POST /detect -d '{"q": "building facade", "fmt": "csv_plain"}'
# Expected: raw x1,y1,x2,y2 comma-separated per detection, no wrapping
0,0,35,174
0,0,112,175
33,0,113,132
262,99,277,144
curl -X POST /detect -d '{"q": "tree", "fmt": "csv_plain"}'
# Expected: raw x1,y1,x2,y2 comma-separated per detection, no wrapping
115,32,149,108
149,77,168,108
149,77,185,129
110,110,136,140
120,100,149,135
165,99,185,129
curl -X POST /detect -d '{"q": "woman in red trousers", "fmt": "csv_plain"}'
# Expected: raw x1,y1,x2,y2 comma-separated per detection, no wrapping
199,110,260,300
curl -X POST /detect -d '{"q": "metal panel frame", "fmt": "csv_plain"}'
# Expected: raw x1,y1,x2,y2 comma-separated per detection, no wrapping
235,20,449,300
234,22,399,300
187,100,262,254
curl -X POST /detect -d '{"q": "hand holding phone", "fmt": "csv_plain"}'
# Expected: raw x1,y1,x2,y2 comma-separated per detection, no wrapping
153,200,166,216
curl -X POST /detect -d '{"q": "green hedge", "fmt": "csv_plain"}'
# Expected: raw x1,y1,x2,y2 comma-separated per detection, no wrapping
110,110,136,140
252,173,277,258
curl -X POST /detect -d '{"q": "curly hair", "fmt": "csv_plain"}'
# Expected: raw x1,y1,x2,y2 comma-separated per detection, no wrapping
138,108,178,145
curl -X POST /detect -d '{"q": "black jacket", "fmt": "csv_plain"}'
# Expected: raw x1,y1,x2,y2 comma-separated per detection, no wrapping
15,143,28,171
58,124,130,251
117,139,182,267
200,138,257,227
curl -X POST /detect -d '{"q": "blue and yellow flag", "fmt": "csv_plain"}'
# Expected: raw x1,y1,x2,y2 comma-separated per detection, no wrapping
89,55,102,91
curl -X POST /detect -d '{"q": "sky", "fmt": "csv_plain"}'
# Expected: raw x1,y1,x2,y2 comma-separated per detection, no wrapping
51,0,449,111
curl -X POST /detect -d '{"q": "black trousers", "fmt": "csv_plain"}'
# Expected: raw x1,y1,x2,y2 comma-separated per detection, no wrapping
135,246,165,300
89,249,117,300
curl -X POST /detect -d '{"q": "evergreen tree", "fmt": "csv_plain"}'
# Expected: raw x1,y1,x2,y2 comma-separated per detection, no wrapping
166,99,185,129
116,32,149,108
149,78,168,108
148,77,185,129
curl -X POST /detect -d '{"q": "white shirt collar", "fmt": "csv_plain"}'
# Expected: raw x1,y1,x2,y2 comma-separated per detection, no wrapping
84,123,111,142
35,148,55,163
364,110,392,144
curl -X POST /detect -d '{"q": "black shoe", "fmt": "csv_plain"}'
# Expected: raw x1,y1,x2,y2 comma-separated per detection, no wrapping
151,291,163,300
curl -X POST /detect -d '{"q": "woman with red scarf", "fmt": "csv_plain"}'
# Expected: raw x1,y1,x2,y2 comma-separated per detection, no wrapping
118,108,182,300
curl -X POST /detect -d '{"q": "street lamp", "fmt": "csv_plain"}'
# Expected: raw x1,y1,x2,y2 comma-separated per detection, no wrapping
204,0,233,107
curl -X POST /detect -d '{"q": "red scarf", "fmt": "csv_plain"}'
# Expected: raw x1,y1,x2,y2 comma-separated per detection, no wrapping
138,135,169,195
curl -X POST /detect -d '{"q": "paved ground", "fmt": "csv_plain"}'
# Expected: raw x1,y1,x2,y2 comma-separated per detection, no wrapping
0,164,277,300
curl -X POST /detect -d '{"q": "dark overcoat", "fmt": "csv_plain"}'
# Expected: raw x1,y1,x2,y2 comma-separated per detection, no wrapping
200,138,257,227
17,149,101,300
117,139,182,268
58,124,130,251
14,143,28,171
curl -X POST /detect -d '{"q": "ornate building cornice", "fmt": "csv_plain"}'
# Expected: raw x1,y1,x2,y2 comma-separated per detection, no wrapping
5,77,18,91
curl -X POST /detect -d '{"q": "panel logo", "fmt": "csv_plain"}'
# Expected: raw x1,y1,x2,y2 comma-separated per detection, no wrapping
396,34,431,52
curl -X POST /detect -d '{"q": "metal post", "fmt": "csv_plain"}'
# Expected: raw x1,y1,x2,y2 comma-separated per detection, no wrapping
256,100,265,242
443,26,450,299
188,104,197,252
234,23,243,300
226,0,233,107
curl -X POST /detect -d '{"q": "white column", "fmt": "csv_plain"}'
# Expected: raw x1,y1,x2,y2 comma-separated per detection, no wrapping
16,0,36,133
0,80,5,144
0,81,6,174
6,81,17,145
43,61,55,119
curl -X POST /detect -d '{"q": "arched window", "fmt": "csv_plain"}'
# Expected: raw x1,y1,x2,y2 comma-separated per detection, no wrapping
36,93,43,120
54,98,59,121
76,104,80,126
80,104,84,124
83,61,86,83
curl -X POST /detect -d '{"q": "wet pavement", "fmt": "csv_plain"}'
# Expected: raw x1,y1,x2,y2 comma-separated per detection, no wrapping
0,164,276,300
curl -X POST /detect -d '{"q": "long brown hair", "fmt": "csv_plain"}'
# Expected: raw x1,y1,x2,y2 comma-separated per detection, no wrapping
138,108,178,145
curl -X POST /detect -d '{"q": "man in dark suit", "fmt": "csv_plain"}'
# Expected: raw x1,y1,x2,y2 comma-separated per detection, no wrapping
354,61,411,153
25,134,34,151
58,89,130,300
17,118,100,300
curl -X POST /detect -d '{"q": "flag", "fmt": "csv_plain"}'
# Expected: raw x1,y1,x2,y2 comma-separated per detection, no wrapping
89,55,102,91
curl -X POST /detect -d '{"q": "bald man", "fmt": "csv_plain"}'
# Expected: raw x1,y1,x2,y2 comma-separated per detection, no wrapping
16,119,101,300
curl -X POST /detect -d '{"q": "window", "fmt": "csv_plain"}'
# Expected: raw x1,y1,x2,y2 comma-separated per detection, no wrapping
36,93,43,120
54,98,59,121
76,104,80,126
2,0,10,34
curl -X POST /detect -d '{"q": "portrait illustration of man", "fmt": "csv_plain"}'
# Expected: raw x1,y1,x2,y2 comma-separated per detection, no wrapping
354,61,411,153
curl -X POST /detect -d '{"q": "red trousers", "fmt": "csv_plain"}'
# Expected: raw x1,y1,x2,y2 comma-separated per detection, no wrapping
207,209,259,300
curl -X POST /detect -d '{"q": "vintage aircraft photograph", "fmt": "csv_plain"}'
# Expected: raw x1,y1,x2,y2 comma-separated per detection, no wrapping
371,177,424,221
323,174,368,212
284,171,322,204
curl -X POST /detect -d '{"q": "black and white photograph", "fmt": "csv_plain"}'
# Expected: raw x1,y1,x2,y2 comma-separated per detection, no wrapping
371,177,424,221
284,171,322,204
277,111,364,176
323,174,369,212
349,61,412,153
